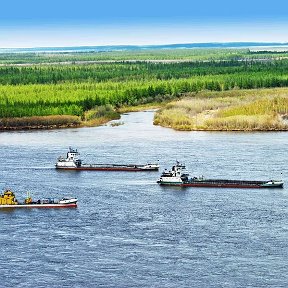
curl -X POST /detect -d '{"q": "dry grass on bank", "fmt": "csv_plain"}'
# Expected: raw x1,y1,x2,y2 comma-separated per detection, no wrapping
204,115,287,131
83,116,118,127
154,88,288,131
0,115,81,130
0,105,121,130
117,102,163,113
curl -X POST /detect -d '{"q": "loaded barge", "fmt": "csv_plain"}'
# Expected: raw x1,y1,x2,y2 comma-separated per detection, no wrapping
0,190,77,209
55,148,159,171
157,162,284,188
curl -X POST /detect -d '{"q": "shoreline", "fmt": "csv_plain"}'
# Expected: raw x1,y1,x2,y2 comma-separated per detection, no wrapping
1,113,288,132
1,97,288,132
0,104,160,131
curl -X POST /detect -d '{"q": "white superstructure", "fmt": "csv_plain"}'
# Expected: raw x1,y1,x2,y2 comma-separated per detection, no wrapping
55,147,82,168
157,162,187,185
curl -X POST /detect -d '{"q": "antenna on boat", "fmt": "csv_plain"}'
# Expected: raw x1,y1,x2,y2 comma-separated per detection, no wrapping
25,191,32,204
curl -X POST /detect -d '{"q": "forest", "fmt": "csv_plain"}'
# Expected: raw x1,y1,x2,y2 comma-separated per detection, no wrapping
0,48,288,129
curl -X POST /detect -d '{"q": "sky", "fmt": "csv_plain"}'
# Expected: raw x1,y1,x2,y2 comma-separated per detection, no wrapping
1,0,288,48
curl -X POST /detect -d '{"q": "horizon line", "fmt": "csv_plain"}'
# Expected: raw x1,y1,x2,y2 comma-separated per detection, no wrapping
1,41,288,50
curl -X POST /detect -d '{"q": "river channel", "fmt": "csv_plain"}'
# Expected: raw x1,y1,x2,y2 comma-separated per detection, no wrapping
0,110,287,287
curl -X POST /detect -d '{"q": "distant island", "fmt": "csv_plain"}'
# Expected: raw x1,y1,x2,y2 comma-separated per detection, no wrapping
0,44,288,131
1,42,288,53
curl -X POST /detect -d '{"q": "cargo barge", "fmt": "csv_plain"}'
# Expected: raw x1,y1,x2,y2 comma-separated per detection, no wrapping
0,190,77,208
55,148,159,171
157,162,284,188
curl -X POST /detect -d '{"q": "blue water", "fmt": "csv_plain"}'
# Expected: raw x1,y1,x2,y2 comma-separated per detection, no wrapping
1,42,288,53
0,111,287,287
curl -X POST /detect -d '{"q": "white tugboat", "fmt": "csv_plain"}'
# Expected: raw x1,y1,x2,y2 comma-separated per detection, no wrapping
55,147,160,171
157,162,284,188
56,147,82,169
157,162,187,185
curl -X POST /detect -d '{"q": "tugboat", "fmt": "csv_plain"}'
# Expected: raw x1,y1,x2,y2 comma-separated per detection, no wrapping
0,190,77,208
157,162,284,188
55,147,160,171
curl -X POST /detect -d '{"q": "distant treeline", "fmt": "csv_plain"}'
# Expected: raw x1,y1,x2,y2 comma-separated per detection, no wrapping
1,48,288,64
0,60,288,85
1,50,288,119
248,50,288,54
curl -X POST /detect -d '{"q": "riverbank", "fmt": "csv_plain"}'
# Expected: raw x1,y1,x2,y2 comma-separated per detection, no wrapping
0,103,158,131
2,48,288,131
153,88,288,131
2,89,288,131
0,115,81,130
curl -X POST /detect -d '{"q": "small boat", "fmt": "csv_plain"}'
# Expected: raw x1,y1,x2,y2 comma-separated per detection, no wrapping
0,190,77,209
157,162,284,188
55,147,159,171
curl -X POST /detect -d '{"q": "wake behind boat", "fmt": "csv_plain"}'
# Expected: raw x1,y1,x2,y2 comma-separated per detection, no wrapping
157,162,284,188
55,148,159,171
0,190,77,208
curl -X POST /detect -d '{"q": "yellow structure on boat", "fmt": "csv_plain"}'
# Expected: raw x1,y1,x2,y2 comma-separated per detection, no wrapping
25,191,32,204
0,190,18,205
0,189,77,208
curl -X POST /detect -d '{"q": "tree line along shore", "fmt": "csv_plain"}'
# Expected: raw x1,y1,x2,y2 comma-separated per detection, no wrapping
0,48,288,131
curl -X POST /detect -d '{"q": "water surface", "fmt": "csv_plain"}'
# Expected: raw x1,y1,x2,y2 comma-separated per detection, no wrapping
0,111,287,287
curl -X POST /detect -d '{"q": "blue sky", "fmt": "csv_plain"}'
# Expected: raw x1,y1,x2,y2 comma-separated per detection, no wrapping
1,0,288,47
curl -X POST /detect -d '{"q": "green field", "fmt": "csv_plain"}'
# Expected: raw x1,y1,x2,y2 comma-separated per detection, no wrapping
1,48,288,129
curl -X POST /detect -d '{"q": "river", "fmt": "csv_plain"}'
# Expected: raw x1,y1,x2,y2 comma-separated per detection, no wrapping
0,110,287,287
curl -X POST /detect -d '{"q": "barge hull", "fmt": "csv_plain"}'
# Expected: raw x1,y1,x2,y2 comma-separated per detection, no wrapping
159,182,283,188
182,183,263,188
0,203,77,209
56,166,159,171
